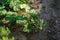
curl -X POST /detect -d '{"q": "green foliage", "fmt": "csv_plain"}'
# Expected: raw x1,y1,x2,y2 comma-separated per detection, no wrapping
8,0,21,11
0,26,10,36
0,0,8,5
8,0,29,11
20,0,29,4
0,9,7,16
0,0,47,33
0,6,5,9
19,4,30,11
23,23,31,32
0,0,29,11
0,9,46,33
0,26,14,40
5,12,16,22
16,16,28,24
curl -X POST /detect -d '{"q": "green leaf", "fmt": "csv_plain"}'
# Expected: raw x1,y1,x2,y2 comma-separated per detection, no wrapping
0,6,5,9
6,11,15,15
16,15,23,20
0,0,8,5
5,15,16,22
9,0,29,11
23,23,31,32
0,26,10,36
16,16,28,24
2,36,9,40
28,9,37,15
0,9,7,16
5,11,16,22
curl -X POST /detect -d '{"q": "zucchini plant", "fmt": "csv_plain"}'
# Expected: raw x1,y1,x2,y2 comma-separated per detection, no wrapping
0,0,47,33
